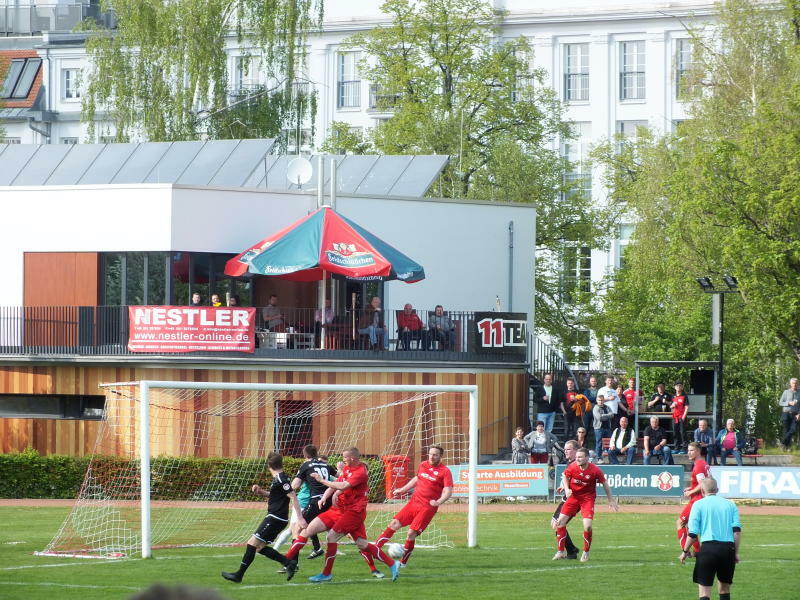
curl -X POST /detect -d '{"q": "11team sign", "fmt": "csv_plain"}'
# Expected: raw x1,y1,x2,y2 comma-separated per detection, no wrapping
128,306,256,353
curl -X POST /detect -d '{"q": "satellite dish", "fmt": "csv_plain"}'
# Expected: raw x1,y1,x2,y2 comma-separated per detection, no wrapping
287,157,313,187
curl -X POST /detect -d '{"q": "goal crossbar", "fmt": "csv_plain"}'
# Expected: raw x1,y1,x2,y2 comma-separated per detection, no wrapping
101,380,479,558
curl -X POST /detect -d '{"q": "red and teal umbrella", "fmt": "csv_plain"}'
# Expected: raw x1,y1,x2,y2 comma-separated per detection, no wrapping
224,206,425,283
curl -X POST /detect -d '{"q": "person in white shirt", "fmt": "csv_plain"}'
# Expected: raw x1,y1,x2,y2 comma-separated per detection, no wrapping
607,417,637,464
597,376,620,420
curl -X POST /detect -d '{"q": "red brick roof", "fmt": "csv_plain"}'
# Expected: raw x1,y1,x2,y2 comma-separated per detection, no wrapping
0,50,43,109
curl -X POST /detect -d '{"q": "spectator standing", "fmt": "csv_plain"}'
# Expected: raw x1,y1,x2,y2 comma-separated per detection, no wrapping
511,427,530,464
647,382,673,432
607,416,637,465
597,376,620,424
535,373,562,433
227,294,240,307
694,419,717,465
716,419,744,466
643,416,674,465
210,294,222,307
563,379,579,439
523,421,561,464
779,377,800,449
591,396,613,459
582,376,599,445
671,382,690,453
680,478,742,600
190,292,202,306
622,378,641,420
262,294,284,331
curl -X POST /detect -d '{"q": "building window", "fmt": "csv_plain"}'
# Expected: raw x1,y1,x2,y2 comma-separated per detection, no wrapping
620,41,645,100
675,39,693,98
564,328,591,366
62,68,81,100
60,137,79,144
233,55,263,92
563,43,589,102
562,122,592,201
337,52,361,109
0,393,105,420
1,57,41,99
561,245,591,304
617,223,635,270
101,251,243,306
283,128,313,154
615,120,648,152
368,84,400,111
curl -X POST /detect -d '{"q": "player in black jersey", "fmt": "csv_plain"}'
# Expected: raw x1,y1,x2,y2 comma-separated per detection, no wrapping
291,445,337,560
221,452,306,583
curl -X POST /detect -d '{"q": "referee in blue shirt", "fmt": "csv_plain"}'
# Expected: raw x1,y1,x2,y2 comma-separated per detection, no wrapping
679,477,741,600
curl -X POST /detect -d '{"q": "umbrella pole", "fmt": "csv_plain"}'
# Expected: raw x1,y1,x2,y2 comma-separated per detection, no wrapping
319,272,326,350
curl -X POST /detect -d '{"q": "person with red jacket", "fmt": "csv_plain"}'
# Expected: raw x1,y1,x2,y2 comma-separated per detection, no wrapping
397,303,425,350
671,382,691,453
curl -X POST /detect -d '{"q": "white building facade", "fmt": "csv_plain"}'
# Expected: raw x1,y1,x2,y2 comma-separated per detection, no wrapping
1,0,719,367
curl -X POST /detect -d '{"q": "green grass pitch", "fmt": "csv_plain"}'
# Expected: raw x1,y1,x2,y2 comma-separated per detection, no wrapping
0,506,797,600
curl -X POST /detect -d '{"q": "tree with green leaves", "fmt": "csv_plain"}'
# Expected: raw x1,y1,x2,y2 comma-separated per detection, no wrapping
330,0,620,342
589,0,800,439
81,0,322,143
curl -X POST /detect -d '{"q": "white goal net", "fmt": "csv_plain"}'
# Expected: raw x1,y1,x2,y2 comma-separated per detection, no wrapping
39,381,478,558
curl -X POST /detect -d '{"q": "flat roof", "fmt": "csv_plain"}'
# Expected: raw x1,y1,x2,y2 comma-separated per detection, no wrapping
635,361,719,369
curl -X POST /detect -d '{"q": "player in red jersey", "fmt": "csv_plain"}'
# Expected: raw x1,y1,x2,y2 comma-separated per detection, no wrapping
677,442,710,556
553,447,618,562
281,447,399,583
371,445,453,568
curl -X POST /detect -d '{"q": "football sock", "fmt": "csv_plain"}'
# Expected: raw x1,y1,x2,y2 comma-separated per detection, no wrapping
311,534,321,552
699,597,710,600
236,544,257,576
376,527,395,548
286,535,308,560
360,548,377,571
259,546,287,565
322,543,338,576
583,529,592,552
367,542,394,567
565,532,578,554
556,527,567,551
677,527,688,550
401,539,415,564
719,594,730,600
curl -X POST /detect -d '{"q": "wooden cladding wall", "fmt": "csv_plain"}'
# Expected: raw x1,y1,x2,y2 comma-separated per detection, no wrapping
0,365,527,458
24,253,100,307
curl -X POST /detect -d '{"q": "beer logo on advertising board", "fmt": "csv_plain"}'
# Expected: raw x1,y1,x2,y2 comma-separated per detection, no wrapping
656,471,674,491
325,242,375,268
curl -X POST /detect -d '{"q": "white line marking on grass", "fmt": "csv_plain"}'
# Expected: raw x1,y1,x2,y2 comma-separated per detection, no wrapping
0,582,140,591
236,562,647,589
3,541,26,545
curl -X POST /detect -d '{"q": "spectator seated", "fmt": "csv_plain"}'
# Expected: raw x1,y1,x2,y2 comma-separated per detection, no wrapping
396,304,426,350
427,305,456,351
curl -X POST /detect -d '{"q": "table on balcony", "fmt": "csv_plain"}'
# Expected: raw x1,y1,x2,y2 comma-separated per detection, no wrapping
256,330,315,350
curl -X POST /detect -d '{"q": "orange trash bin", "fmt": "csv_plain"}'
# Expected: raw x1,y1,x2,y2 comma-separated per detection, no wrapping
382,454,410,498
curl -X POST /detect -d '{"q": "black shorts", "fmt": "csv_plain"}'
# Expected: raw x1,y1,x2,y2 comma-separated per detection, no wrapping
253,515,288,544
303,497,332,523
693,541,736,585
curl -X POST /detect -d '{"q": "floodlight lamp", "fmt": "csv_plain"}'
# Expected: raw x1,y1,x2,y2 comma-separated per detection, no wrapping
723,275,738,290
696,277,714,291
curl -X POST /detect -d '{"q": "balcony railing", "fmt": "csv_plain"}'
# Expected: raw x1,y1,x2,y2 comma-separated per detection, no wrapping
0,305,529,363
1,3,117,37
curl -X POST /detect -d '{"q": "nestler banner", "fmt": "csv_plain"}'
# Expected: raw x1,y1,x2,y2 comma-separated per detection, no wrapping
554,464,684,497
128,306,256,353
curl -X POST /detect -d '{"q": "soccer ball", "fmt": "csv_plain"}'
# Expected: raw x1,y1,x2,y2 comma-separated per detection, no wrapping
385,542,404,560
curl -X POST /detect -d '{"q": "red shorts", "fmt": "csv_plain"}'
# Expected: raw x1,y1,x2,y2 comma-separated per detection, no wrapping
317,506,367,541
560,495,596,520
679,496,701,524
393,498,438,534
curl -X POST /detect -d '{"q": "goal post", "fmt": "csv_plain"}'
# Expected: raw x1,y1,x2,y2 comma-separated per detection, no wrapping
40,380,479,559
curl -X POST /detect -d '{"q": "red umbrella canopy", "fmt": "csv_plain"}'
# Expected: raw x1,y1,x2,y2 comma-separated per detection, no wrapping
224,206,425,283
